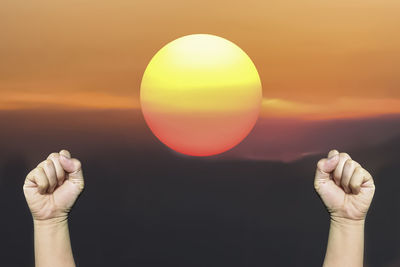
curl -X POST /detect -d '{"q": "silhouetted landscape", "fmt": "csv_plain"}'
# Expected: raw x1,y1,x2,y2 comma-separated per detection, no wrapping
0,109,399,266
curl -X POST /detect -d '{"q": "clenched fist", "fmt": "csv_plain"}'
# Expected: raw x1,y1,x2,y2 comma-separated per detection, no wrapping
314,150,375,221
23,150,84,222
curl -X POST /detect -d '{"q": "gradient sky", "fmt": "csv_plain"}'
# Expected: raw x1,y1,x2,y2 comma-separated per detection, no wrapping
1,0,400,119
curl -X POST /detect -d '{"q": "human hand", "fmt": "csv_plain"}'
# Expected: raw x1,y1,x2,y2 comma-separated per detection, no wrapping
314,150,375,222
23,150,84,223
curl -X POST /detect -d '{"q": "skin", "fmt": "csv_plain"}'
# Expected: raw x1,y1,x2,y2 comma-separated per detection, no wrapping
314,150,375,267
21,148,373,266
23,150,84,267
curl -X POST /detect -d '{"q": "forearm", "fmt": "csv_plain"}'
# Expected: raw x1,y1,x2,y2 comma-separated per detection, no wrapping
34,218,76,267
323,217,364,267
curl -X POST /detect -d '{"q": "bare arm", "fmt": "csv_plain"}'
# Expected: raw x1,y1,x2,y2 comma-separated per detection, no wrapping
324,218,364,267
314,150,375,267
23,150,84,267
34,219,75,267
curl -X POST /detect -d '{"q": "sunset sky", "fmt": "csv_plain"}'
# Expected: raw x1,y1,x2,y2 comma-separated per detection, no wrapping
2,2,400,266
1,0,400,119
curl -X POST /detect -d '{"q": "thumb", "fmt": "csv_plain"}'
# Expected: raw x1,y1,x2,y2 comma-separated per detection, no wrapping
315,154,340,181
59,154,84,190
59,154,80,173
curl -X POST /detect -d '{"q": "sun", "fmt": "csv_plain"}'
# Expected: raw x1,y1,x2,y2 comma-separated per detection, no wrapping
140,34,262,156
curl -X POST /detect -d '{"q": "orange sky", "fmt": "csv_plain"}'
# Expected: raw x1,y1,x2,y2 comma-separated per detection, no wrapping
1,0,400,119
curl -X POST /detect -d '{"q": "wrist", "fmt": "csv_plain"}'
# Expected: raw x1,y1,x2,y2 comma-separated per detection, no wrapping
33,216,68,228
330,216,365,229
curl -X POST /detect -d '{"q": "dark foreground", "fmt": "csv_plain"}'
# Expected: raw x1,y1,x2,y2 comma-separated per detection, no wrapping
0,110,399,267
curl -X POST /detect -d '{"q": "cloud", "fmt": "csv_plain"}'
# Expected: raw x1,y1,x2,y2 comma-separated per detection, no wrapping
224,113,400,162
261,97,400,119
0,90,139,110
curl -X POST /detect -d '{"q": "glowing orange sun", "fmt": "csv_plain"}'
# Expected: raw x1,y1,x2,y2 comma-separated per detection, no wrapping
140,34,262,156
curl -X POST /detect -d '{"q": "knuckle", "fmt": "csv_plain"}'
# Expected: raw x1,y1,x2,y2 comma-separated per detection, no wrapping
26,169,34,179
44,159,53,167
47,152,59,159
60,149,70,155
33,167,42,175
344,158,353,166
317,159,325,169
339,152,351,159
354,165,363,173
363,169,373,181
329,149,339,154
346,159,359,169
74,159,82,169
352,160,360,167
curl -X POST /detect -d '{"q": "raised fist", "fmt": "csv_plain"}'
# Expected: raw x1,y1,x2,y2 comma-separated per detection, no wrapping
314,150,375,221
23,150,84,222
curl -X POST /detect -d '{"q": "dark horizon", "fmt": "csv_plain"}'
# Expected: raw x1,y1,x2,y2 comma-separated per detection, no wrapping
1,109,399,266
2,108,400,163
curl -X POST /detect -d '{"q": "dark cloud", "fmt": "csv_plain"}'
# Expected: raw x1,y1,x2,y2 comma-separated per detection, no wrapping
225,114,400,162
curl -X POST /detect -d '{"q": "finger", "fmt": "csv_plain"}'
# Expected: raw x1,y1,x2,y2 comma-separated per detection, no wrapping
59,155,85,190
47,152,66,186
362,168,374,184
26,167,49,194
59,155,81,173
348,166,365,194
349,167,374,194
59,149,71,158
333,152,351,186
341,159,360,194
327,149,339,158
315,154,340,182
38,159,58,193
